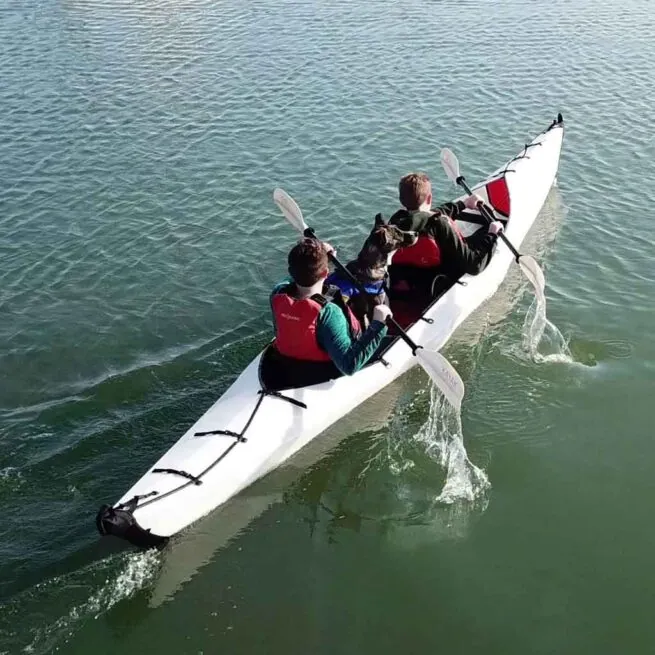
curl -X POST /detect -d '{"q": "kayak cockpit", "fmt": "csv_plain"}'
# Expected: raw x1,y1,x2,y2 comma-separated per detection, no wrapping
258,346,342,391
386,269,456,330
258,277,454,392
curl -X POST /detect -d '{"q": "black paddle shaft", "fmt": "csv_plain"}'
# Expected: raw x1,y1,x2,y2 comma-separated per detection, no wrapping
455,175,522,262
303,227,420,354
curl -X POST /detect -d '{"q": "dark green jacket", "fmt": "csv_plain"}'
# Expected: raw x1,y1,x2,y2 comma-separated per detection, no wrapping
389,201,497,278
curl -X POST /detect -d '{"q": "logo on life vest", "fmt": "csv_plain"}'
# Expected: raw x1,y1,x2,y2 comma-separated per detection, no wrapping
280,313,301,321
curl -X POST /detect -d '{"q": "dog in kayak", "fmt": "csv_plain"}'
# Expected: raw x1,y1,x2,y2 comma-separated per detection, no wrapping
328,214,417,327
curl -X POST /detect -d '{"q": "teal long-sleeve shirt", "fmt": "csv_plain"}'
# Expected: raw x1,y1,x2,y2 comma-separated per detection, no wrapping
271,282,388,376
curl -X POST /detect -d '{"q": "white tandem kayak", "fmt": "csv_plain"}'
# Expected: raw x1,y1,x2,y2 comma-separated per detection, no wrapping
96,115,565,547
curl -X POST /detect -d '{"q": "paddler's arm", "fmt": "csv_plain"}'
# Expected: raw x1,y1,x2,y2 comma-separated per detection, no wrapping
316,304,388,376
436,200,467,221
437,196,483,222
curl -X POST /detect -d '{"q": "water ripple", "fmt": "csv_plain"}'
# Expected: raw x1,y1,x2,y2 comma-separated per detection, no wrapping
1,0,655,650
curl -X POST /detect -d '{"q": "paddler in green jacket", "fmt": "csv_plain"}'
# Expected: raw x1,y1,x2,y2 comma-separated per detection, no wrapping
269,239,391,382
388,172,504,286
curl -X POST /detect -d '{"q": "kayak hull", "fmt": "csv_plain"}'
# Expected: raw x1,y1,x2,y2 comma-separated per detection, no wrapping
96,116,565,546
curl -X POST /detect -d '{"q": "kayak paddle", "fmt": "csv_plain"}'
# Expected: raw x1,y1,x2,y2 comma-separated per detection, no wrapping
273,188,465,411
440,148,546,306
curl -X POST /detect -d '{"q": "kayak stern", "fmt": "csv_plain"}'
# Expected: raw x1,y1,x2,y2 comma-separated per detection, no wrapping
96,502,168,549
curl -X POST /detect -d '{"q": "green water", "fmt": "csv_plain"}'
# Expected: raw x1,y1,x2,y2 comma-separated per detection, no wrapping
1,0,654,652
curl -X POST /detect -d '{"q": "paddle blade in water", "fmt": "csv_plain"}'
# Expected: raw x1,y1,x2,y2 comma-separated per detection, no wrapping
273,188,308,233
518,255,546,306
416,348,465,412
440,148,461,184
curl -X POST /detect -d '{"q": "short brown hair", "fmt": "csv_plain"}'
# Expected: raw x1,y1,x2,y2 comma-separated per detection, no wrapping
288,238,329,287
399,172,431,211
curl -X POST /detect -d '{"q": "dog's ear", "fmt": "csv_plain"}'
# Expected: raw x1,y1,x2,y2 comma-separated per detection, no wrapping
378,227,394,249
374,213,386,228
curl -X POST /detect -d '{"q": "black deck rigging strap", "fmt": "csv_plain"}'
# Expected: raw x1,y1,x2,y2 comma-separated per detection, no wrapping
131,389,307,511
259,388,308,409
152,468,203,485
117,490,158,511
509,140,543,162
194,428,247,442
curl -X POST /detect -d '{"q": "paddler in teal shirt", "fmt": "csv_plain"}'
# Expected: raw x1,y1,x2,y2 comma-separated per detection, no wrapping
270,238,391,378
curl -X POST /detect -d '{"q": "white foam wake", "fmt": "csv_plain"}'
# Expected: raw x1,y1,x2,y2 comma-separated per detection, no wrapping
522,294,572,363
4,550,161,655
415,384,490,504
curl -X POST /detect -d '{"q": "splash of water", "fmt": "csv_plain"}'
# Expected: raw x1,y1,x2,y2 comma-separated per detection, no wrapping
2,549,161,655
414,384,490,504
522,294,572,363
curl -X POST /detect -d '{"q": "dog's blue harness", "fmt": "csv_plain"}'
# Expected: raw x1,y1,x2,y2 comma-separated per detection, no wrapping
326,273,385,299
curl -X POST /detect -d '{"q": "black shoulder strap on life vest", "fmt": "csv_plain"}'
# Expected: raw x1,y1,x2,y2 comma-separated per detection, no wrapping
310,293,328,307
324,284,352,304
315,286,359,337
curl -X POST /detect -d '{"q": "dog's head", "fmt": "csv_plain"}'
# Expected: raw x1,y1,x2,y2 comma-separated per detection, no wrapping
358,214,418,268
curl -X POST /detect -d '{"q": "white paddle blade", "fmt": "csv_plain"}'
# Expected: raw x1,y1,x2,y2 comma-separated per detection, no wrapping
440,147,460,184
273,188,308,233
416,349,465,412
518,255,546,306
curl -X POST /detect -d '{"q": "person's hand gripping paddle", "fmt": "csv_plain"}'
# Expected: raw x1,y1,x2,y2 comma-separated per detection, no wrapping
440,148,546,307
273,188,465,411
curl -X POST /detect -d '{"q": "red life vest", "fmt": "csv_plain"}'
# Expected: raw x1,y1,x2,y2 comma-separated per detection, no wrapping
392,235,441,268
391,214,465,268
271,286,361,362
